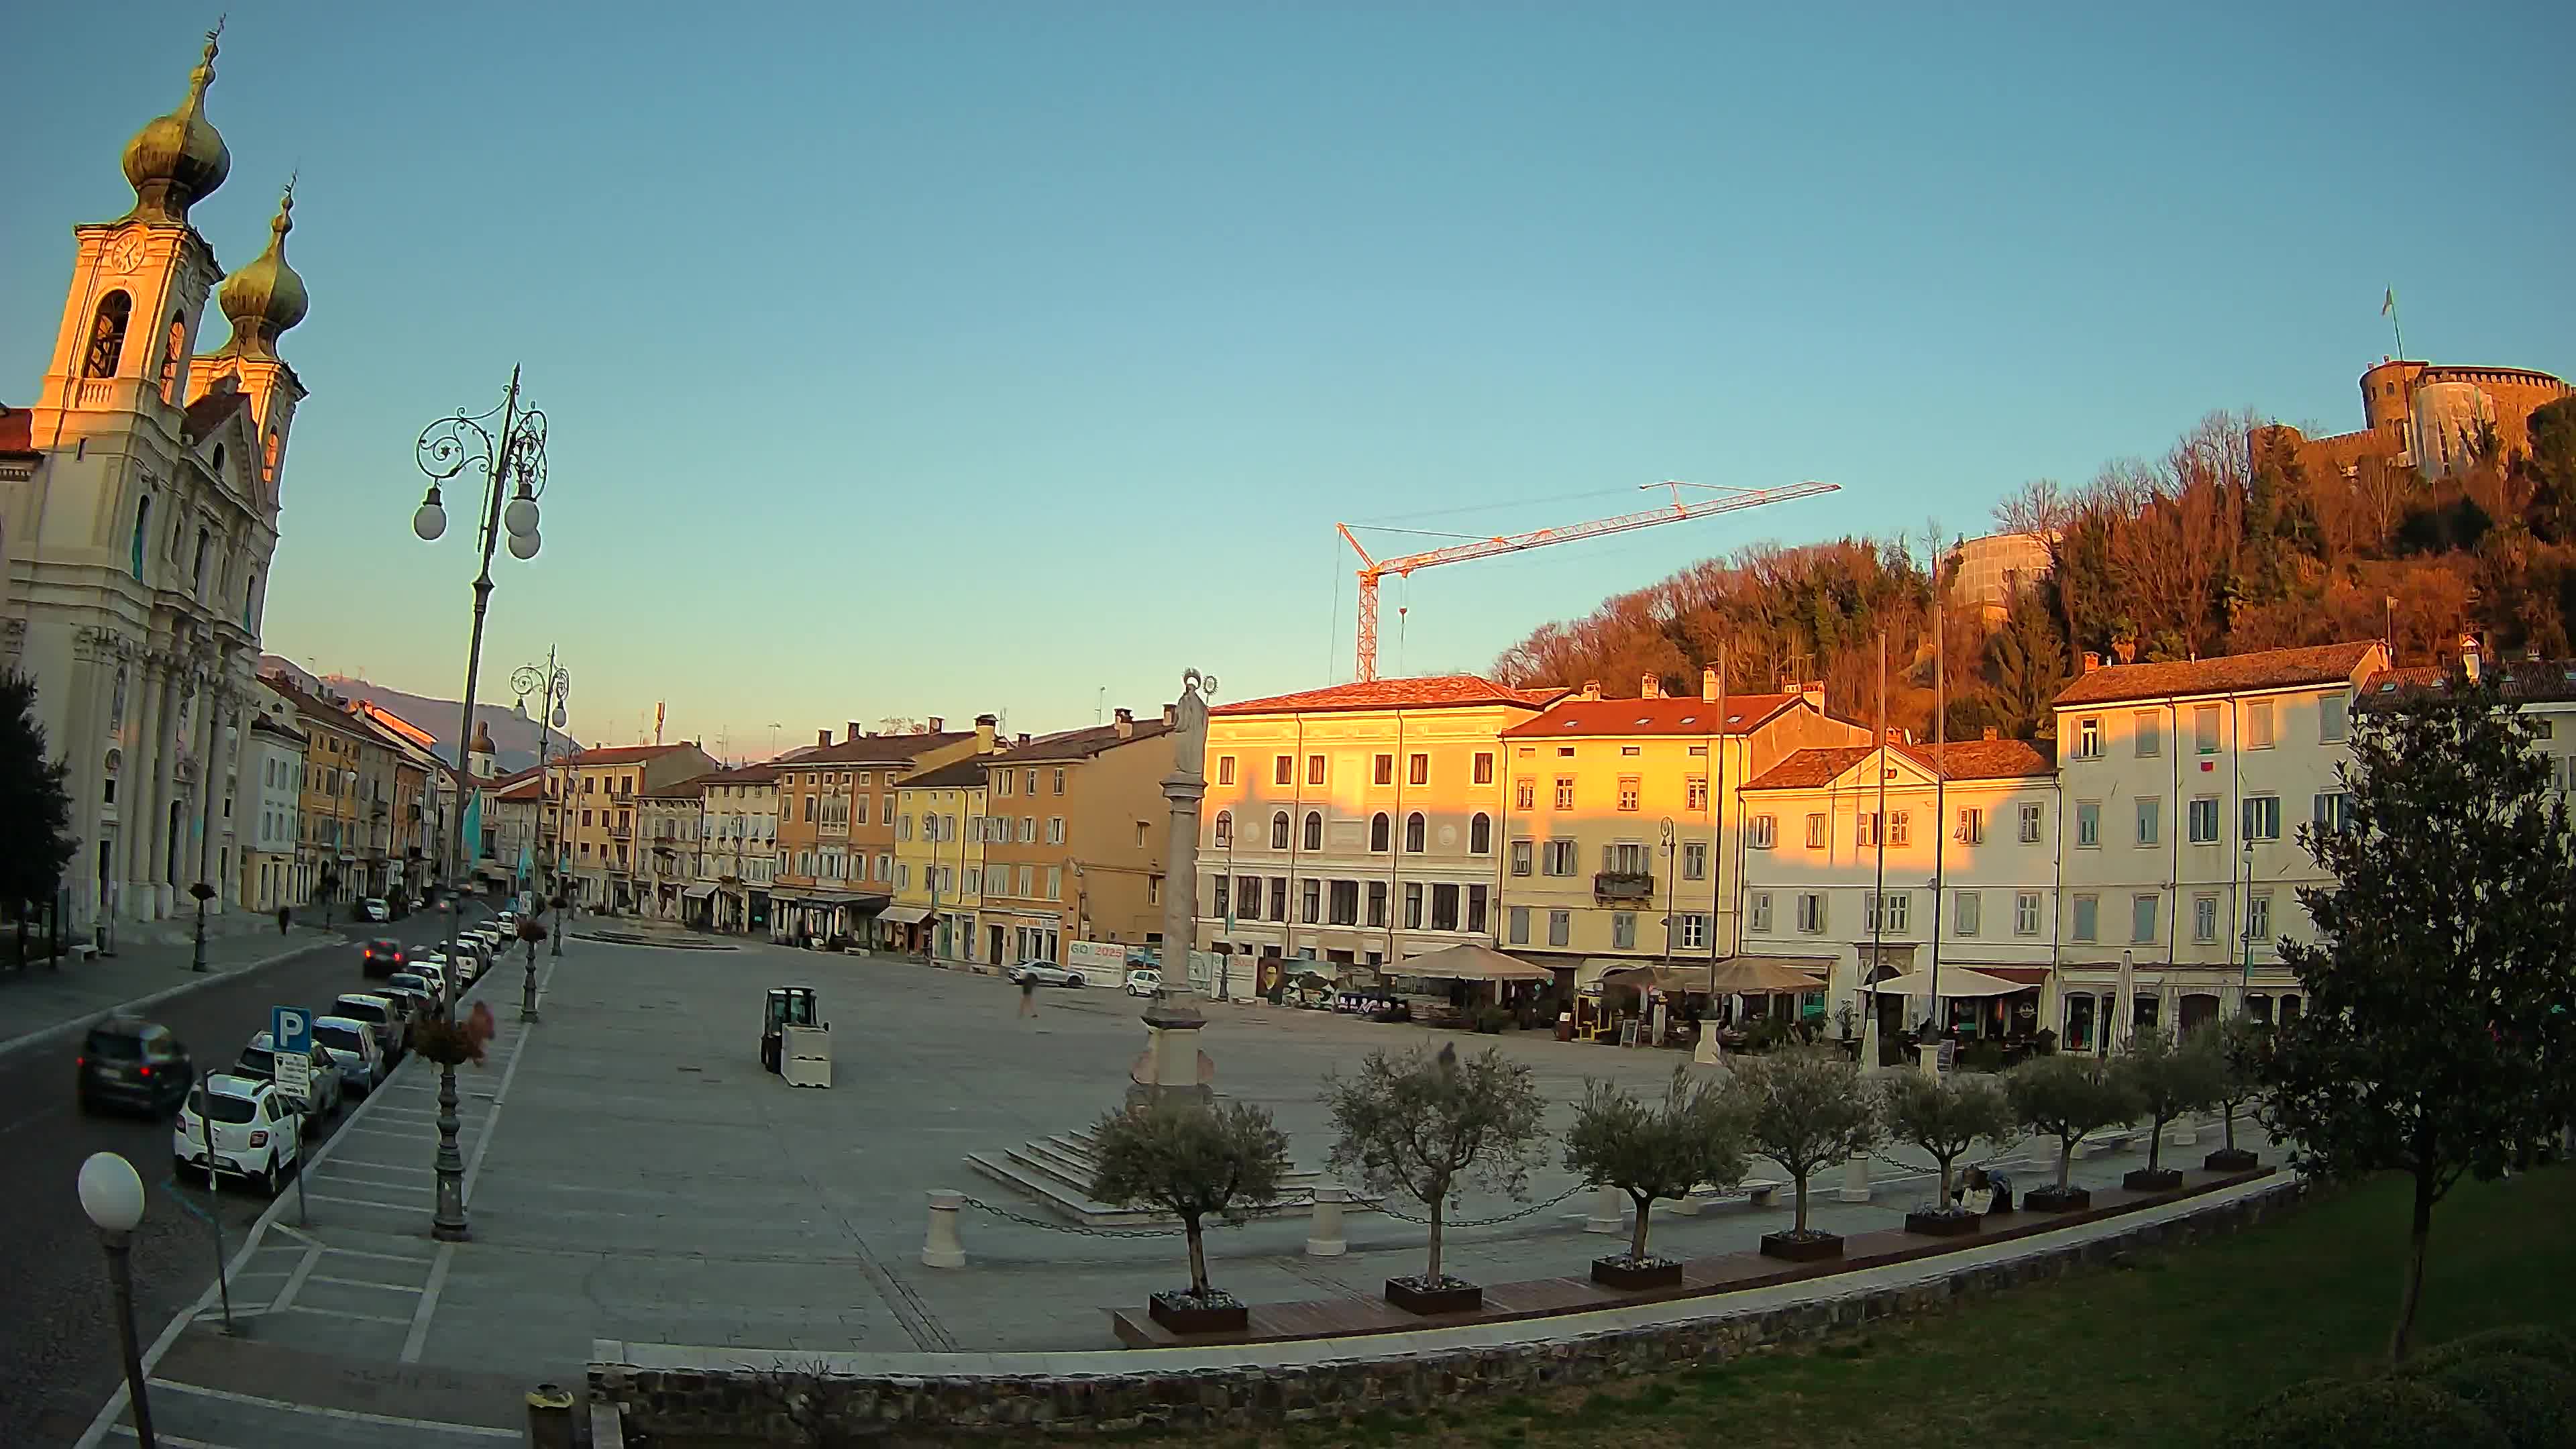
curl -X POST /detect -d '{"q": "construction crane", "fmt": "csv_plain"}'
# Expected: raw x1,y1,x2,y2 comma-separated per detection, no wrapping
1336,480,1841,682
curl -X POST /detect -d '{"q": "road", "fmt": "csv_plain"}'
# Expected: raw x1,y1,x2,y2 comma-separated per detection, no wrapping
0,910,494,1448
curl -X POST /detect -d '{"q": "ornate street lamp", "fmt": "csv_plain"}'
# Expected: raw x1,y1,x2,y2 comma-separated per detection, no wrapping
512,651,572,988
411,367,549,1242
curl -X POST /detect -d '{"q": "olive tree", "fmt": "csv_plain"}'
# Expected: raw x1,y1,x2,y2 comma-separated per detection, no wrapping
2008,1052,2141,1195
2114,1028,2226,1175
1562,1066,1748,1263
2206,1014,2270,1161
1881,1069,2017,1210
1723,1048,1882,1236
1324,1043,1548,1287
1088,1101,1291,1301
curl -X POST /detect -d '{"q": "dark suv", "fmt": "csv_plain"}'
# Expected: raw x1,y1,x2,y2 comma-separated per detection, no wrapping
362,938,405,979
76,1016,195,1115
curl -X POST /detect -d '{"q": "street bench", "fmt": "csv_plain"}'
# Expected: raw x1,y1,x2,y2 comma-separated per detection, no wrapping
1668,1177,1788,1215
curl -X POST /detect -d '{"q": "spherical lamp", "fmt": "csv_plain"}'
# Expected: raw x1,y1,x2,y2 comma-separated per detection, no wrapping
78,1152,146,1234
506,528,541,561
413,487,447,542
502,489,539,539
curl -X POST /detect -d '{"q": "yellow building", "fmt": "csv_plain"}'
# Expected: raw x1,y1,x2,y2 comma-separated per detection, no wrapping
890,757,988,960
977,708,1175,970
262,675,368,913
560,743,718,913
1496,672,1866,983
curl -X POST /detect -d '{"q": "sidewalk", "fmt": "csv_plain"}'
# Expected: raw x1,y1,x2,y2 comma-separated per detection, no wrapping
0,920,345,1059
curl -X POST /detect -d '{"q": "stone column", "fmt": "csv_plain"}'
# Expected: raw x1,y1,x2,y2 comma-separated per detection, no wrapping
921,1190,966,1269
61,633,108,932
129,660,171,920
1583,1184,1625,1234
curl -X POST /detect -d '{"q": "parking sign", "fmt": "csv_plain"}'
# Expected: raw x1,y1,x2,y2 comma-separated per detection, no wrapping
272,1005,314,1102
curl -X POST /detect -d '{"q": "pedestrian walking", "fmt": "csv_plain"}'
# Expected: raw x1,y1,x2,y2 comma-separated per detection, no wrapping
1018,971,1038,1020
277,904,290,935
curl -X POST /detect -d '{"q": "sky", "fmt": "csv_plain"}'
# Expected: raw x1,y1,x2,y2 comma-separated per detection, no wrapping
7,2,2569,758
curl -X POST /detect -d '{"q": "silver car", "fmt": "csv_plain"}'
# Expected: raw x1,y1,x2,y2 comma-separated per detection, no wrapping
1006,959,1091,989
237,1032,343,1124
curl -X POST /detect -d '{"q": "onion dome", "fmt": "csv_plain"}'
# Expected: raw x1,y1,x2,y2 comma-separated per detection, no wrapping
215,186,308,358
121,31,231,224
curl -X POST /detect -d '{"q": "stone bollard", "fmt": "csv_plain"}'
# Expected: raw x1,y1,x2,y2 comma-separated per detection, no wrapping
1838,1150,1872,1203
1304,1185,1349,1256
1666,1184,1703,1217
525,1383,577,1449
922,1189,967,1269
1583,1183,1625,1234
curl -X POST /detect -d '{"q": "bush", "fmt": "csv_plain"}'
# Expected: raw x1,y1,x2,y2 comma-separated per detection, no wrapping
1473,1006,1513,1034
1957,1038,2008,1073
2247,1377,2509,1449
2416,1324,2576,1375
2410,1354,2574,1449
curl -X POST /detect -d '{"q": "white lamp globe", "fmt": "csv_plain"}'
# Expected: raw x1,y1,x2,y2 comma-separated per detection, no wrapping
412,497,447,542
78,1151,146,1234
503,492,539,539
506,528,541,561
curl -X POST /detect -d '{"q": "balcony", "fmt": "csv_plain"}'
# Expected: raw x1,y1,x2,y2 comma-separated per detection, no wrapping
1593,870,1655,902
608,824,632,840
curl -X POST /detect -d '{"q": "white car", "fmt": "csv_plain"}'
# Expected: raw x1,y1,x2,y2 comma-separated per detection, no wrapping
174,1075,302,1194
1007,960,1091,988
360,898,391,922
237,1032,343,1122
1124,968,1162,997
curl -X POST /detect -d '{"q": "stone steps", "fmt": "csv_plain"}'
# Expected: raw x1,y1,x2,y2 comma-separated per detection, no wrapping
965,1128,1366,1228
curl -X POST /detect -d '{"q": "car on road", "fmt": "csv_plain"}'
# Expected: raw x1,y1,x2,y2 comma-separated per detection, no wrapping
362,938,406,978
360,898,392,922
174,1075,302,1195
332,993,408,1066
1006,960,1091,988
235,1034,343,1122
311,1014,383,1094
75,1016,195,1116
1124,968,1162,997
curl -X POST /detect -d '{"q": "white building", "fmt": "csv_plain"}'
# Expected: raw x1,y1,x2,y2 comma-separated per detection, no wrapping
2049,640,2387,1047
1737,737,2061,1044
1,34,309,932
693,763,779,932
239,689,304,914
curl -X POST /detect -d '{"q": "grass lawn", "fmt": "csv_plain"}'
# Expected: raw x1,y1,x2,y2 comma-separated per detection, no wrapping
1134,1165,2576,1449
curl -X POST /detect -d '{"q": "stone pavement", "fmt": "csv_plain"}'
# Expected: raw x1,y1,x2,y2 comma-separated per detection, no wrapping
76,932,2284,1446
0,919,344,1061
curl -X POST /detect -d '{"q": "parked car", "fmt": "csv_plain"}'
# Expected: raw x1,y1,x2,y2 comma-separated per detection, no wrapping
383,975,440,1020
235,1034,343,1122
406,959,451,998
76,1016,195,1116
362,938,405,978
174,1075,301,1194
332,993,407,1066
1007,960,1091,988
311,1014,383,1095
360,898,392,922
1124,968,1162,997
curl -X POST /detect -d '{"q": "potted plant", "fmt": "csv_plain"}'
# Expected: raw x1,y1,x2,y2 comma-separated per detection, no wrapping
1563,1067,1748,1289
411,1000,495,1067
2006,1052,2141,1211
1087,1100,1291,1334
1881,1069,2017,1237
2112,1028,2224,1191
2204,1015,2267,1172
1325,1043,1547,1314
1725,1048,1882,1261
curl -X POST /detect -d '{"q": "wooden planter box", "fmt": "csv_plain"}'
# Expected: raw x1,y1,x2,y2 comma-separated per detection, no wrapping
1383,1277,1483,1315
1590,1256,1684,1290
1146,1291,1248,1335
1758,1230,1843,1263
2023,1185,2090,1212
2204,1148,2259,1173
1904,1209,1982,1238
2123,1168,2184,1192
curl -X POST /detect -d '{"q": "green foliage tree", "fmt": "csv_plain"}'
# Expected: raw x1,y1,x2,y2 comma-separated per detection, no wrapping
2112,1028,2226,1175
2261,668,2576,1361
2007,1053,2141,1194
1880,1070,2016,1209
0,669,76,958
1562,1066,1748,1263
1324,1044,1548,1286
1087,1101,1291,1300
1723,1048,1882,1235
1984,600,2070,740
2208,1014,2271,1158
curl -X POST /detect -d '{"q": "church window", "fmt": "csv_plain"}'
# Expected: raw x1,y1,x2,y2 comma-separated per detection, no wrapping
129,496,151,580
263,429,280,482
194,527,211,589
85,292,132,378
160,313,185,401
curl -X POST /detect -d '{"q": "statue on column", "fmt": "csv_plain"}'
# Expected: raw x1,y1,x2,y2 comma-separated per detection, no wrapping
1171,667,1214,777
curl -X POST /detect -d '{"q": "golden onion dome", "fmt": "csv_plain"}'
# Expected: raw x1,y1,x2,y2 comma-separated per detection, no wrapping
121,31,231,224
215,187,308,358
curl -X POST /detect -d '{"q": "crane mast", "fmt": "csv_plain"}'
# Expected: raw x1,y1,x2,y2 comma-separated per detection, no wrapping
1338,480,1841,682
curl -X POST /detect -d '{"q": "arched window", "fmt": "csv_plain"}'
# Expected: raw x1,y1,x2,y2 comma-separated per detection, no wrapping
263,428,280,482
212,443,226,478
1302,811,1322,851
193,527,211,590
1469,812,1492,854
1370,812,1390,852
1213,810,1232,848
160,313,186,401
85,291,132,378
1271,811,1290,850
1405,812,1426,853
129,495,152,580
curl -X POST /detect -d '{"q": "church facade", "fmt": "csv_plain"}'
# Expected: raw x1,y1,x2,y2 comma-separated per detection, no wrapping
0,30,313,936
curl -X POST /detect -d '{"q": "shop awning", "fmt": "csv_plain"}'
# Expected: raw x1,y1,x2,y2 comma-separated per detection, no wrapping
682,883,718,902
1954,965,2050,986
878,905,933,926
1392,943,1552,982
1864,967,2025,998
1592,963,1704,994
1703,956,1833,994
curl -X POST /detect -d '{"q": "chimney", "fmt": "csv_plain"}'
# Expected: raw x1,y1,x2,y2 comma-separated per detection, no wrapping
1640,673,1662,700
1983,727,1999,741
2082,651,2102,674
928,716,945,733
1580,680,1602,701
1114,706,1135,739
1701,666,1719,703
1016,733,1030,746
2461,633,2481,684
974,713,997,751
817,728,833,748
1800,680,1824,710
1163,703,1177,727
847,721,863,742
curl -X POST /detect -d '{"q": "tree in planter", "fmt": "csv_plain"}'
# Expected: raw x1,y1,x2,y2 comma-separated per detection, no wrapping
1324,1043,1548,1303
2260,667,2576,1362
0,669,76,966
1087,1100,1291,1323
1723,1048,1882,1255
1880,1069,2017,1228
2007,1052,2142,1208
2205,1015,2270,1169
2110,1027,2226,1186
1562,1067,1748,1279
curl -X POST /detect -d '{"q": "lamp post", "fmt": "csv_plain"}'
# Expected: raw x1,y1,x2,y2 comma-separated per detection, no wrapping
512,652,570,1015
78,1151,155,1448
411,367,549,1243
1658,817,1676,967
187,880,214,972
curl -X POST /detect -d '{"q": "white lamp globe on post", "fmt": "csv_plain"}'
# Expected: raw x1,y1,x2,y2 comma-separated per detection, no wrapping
506,528,541,561
412,486,447,542
503,486,540,541
78,1150,144,1234
78,1150,155,1448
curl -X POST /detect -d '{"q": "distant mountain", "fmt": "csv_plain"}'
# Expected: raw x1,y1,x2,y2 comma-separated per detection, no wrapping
258,657,575,773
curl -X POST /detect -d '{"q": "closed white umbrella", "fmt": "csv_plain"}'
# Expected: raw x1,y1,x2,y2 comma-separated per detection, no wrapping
2114,949,2135,1053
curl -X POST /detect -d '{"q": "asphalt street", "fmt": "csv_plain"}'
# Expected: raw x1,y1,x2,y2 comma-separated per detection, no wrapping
0,910,490,1448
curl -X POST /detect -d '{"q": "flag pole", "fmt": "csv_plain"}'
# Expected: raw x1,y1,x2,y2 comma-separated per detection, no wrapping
2384,287,2405,361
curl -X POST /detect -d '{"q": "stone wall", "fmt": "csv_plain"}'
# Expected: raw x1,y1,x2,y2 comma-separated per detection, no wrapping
594,1180,2303,1440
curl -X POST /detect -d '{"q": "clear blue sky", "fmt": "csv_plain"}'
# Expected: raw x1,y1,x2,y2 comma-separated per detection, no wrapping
7,2,2568,756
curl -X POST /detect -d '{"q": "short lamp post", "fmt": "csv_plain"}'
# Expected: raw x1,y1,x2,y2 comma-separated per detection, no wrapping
187,880,215,973
78,1151,155,1448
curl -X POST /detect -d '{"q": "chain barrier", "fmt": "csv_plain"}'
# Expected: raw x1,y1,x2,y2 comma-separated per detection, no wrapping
956,1195,1189,1238
1371,1183,1585,1229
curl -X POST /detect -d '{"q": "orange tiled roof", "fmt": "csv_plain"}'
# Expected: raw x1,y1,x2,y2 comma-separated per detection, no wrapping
989,718,1174,761
1500,693,1802,739
1214,675,1564,716
0,405,34,454
568,743,699,766
777,731,974,766
2367,658,2576,704
902,759,989,790
1745,739,2056,792
2051,641,2383,707
694,762,785,785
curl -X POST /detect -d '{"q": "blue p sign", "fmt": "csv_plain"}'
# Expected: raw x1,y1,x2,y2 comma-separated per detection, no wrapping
272,1005,312,1055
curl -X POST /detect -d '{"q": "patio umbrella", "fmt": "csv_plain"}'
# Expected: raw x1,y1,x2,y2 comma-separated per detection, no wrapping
1594,963,1702,995
2115,950,2135,1051
1394,943,1552,982
1703,956,1831,995
1862,966,2023,999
